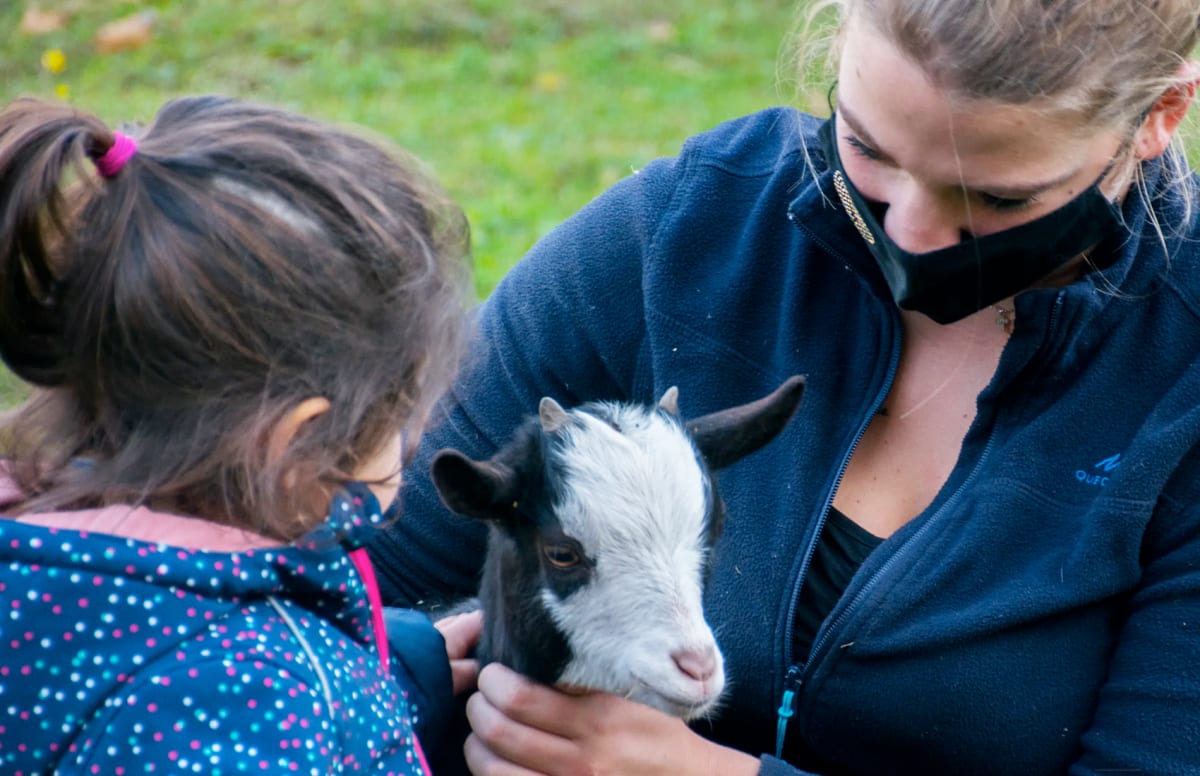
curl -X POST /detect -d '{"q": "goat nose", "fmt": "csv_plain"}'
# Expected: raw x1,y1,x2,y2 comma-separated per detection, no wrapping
672,646,717,682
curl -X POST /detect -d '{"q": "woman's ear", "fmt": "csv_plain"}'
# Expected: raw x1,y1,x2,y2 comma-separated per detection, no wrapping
267,397,332,464
1134,60,1200,161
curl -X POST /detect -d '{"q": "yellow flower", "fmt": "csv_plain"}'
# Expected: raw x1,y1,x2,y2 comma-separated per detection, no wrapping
55,83,70,100
533,70,566,93
41,48,67,75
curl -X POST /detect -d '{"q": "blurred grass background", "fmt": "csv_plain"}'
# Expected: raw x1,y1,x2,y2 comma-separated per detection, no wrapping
2,0,809,406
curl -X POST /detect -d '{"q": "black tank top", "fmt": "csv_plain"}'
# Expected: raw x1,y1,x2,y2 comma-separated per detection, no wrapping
792,506,883,660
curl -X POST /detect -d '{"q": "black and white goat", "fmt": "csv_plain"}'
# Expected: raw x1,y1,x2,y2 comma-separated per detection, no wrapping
430,376,805,720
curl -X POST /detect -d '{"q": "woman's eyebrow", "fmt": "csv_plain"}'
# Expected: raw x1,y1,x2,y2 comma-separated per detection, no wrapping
837,104,894,163
974,168,1079,198
836,102,1083,196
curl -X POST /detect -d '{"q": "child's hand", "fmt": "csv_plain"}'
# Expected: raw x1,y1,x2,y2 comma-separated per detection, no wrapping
435,609,482,695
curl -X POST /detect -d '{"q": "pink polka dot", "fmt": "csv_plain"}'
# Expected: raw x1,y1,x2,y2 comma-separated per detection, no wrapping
77,598,88,608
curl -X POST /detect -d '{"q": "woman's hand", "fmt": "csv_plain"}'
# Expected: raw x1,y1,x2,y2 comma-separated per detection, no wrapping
464,662,761,776
434,609,482,696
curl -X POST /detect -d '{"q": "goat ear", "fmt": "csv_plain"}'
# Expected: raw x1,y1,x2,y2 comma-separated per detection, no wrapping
539,397,571,433
658,386,680,415
686,375,806,471
430,448,520,522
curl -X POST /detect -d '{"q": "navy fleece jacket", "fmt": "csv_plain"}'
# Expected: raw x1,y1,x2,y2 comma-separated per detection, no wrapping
370,108,1200,775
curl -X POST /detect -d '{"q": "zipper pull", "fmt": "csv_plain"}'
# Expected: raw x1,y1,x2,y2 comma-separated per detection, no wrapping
775,665,803,759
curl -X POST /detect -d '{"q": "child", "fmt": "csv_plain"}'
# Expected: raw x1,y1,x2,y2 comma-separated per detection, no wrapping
0,95,471,774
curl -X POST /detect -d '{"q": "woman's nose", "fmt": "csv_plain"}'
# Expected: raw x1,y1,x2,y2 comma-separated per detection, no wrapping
880,183,969,254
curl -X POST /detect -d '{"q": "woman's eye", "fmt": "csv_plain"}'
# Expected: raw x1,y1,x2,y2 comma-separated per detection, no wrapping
978,191,1039,212
542,544,581,568
845,135,884,162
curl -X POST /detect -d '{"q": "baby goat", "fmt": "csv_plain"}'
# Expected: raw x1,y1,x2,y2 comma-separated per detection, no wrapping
430,376,805,720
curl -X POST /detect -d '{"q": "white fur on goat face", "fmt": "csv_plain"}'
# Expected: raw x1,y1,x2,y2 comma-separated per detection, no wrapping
542,402,725,719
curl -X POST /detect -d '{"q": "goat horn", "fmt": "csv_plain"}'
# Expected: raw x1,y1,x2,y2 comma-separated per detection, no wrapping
686,375,806,470
658,386,680,415
539,396,571,432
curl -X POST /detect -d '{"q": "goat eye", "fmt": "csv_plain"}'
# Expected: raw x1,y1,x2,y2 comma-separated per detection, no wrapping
542,544,581,568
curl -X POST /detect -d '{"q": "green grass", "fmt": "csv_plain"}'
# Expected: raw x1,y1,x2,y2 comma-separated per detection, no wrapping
1,0,804,407
4,0,803,292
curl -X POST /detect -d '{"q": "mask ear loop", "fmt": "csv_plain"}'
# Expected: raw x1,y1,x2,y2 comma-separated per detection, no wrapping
1079,107,1150,297
826,80,839,115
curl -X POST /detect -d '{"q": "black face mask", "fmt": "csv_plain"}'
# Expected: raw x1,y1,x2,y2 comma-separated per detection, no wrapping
816,116,1124,324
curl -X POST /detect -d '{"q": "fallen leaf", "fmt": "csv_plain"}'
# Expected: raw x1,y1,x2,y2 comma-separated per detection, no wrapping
95,10,156,54
646,20,675,42
19,6,69,35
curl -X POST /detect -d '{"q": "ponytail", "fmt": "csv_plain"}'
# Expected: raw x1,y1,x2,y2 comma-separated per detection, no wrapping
0,99,132,387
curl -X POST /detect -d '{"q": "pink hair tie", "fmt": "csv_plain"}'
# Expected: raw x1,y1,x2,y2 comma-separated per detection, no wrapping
95,131,138,178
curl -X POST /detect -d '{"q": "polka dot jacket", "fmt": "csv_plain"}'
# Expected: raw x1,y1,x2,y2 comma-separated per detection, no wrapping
0,482,434,775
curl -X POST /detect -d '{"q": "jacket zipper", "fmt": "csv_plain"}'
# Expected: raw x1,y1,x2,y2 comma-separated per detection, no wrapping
801,293,1065,673
775,215,1068,759
773,276,903,758
774,664,804,758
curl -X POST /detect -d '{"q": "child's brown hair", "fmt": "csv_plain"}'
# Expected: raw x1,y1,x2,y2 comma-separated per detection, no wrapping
0,95,471,540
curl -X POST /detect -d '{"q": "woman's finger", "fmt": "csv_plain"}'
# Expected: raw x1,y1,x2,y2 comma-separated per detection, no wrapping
474,663,597,738
466,680,579,771
464,732,546,776
449,657,480,696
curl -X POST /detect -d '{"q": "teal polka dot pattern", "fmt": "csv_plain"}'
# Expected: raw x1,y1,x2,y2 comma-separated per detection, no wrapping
0,483,430,774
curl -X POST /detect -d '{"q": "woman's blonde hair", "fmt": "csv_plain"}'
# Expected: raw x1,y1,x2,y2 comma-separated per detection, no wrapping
793,0,1200,124
786,0,1200,254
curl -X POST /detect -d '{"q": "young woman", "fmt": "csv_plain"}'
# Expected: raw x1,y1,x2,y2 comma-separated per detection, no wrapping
369,0,1200,773
0,95,470,773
